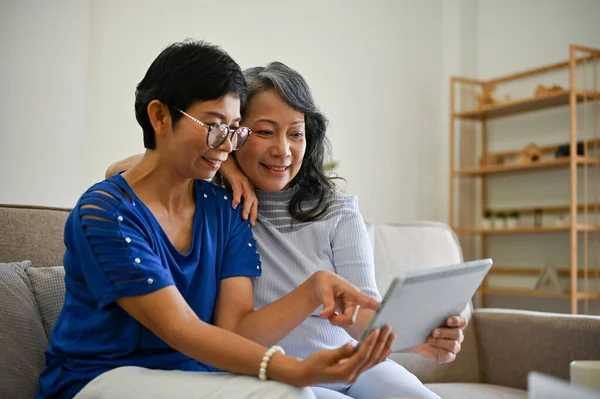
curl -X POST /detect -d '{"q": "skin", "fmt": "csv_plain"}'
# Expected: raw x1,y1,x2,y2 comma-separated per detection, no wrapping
99,94,394,387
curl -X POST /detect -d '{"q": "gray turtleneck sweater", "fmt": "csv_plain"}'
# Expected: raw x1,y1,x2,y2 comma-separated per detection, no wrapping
251,188,381,359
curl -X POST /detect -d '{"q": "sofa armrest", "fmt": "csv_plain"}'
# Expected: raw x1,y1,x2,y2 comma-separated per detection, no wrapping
473,308,600,390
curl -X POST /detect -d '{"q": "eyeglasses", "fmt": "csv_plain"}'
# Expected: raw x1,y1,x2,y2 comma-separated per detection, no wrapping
174,107,252,150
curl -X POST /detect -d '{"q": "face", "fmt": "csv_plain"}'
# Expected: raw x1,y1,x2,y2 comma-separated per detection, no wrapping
235,89,306,191
151,93,241,180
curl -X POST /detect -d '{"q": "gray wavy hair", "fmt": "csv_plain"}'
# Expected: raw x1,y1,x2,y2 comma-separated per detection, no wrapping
241,62,337,222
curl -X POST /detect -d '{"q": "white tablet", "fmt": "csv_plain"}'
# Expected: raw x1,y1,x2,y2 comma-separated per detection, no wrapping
359,258,493,351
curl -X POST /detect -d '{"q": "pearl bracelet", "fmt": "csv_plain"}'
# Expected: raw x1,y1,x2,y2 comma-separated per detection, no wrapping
258,345,285,381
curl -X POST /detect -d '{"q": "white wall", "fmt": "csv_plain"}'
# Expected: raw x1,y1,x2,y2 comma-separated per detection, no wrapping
1,0,599,229
83,0,443,224
1,0,444,224
0,0,91,207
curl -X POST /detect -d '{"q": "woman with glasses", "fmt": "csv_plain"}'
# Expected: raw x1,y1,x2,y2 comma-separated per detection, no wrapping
106,61,467,399
35,41,393,399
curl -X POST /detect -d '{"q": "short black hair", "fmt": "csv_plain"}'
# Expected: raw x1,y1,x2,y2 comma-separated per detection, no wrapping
135,39,246,149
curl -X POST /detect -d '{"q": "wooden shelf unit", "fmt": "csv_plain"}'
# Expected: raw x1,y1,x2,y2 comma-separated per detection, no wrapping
449,44,600,314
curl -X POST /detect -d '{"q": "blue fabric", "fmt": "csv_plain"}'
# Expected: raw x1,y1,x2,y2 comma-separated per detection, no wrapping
36,174,261,399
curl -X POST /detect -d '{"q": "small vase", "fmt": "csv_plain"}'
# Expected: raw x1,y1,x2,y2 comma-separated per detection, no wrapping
494,218,506,229
481,219,493,229
506,217,518,229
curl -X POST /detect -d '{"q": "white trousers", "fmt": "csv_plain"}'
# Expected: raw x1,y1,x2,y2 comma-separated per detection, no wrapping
74,366,316,399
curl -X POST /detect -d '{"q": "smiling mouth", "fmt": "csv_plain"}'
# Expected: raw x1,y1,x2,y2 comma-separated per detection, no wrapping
261,163,289,172
202,157,223,167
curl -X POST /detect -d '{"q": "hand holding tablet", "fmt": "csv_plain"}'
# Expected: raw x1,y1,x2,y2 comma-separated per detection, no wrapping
358,258,493,352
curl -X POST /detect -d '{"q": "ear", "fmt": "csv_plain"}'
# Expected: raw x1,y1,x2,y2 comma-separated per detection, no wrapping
147,100,172,138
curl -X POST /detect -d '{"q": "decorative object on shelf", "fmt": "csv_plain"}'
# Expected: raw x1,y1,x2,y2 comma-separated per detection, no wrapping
555,141,585,158
494,211,506,229
535,264,564,293
481,209,493,229
507,211,520,229
480,153,504,167
534,208,543,227
517,143,542,164
556,214,569,226
475,84,497,107
534,84,564,98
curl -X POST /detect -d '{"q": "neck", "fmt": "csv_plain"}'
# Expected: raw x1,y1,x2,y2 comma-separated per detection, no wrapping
121,150,195,212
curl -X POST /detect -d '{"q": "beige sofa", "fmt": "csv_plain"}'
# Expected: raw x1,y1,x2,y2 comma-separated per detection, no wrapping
1,203,599,399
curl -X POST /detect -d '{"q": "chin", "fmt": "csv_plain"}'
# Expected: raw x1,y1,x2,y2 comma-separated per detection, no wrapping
259,181,289,192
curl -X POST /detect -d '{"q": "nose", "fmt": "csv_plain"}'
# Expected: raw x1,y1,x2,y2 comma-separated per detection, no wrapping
270,135,291,158
216,132,234,154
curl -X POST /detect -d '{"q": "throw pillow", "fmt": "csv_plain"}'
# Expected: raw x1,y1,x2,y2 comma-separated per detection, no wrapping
26,266,66,339
0,260,48,399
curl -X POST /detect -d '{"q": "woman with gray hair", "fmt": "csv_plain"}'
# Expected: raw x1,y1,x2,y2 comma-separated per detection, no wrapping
217,62,466,399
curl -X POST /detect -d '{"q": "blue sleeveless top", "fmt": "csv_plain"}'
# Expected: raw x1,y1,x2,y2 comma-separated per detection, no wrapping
36,174,261,399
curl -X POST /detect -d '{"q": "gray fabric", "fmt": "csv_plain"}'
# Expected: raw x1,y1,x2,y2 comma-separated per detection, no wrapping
474,308,600,390
252,190,381,360
0,204,70,267
426,383,527,399
26,266,66,339
0,261,48,399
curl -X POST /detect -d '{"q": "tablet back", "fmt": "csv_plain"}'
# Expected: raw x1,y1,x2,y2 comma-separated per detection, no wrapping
371,258,492,351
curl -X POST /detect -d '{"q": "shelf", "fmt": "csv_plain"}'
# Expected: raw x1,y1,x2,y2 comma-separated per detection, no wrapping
487,138,600,159
454,89,600,120
485,204,600,215
481,287,600,300
455,156,600,176
490,267,596,278
454,224,600,235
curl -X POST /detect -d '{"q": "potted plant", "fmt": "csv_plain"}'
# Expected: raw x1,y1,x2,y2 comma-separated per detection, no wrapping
507,210,519,229
494,211,506,229
481,209,493,229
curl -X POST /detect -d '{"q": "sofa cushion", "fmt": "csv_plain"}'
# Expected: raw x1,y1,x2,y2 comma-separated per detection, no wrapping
426,383,527,399
26,266,66,339
0,261,48,399
0,204,70,267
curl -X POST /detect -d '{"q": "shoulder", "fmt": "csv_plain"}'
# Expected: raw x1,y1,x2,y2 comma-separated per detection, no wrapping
197,180,244,225
68,175,144,233
325,190,361,215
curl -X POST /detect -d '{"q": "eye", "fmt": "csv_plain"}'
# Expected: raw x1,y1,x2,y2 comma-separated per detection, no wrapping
256,130,273,137
290,131,304,139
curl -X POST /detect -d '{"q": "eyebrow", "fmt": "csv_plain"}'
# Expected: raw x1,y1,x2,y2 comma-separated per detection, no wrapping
201,111,241,124
254,118,305,126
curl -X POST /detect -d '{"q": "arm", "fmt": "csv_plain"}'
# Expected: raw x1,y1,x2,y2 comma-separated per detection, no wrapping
214,271,380,347
329,195,382,340
219,156,258,225
105,153,144,178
